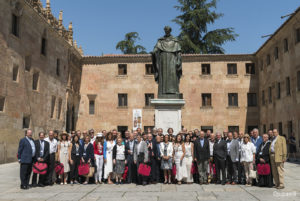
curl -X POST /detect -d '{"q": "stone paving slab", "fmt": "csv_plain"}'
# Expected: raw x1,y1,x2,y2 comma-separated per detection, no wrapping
0,162,299,201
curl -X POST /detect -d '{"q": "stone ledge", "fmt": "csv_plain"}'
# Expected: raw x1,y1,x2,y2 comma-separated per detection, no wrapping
151,99,186,106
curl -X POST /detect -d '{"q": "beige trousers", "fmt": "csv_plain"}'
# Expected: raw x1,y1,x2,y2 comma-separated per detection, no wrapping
270,154,284,187
243,162,253,184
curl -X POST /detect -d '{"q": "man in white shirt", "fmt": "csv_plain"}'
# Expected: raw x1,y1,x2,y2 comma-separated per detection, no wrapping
45,130,57,185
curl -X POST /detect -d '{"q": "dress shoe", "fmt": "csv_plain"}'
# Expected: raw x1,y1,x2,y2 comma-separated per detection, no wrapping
38,184,45,187
32,184,38,188
20,185,28,190
276,186,285,189
216,181,221,184
221,182,226,185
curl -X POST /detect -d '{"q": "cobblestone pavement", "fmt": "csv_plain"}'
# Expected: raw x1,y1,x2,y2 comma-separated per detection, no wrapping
0,162,299,201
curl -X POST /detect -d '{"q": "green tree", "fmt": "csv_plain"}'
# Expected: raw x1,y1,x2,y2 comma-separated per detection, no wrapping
116,32,147,54
173,0,238,54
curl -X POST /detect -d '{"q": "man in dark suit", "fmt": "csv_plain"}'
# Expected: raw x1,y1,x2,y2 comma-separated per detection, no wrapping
18,129,36,190
194,131,210,184
213,132,227,185
147,133,159,183
32,132,50,187
125,133,137,183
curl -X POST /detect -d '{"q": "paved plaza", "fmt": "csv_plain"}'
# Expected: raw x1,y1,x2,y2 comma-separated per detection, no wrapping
0,162,299,201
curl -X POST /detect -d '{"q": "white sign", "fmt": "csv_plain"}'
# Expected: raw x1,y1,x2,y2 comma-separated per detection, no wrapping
133,109,142,131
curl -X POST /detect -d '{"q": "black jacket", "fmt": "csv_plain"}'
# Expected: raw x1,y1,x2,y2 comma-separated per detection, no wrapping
125,140,136,157
256,141,271,164
213,139,227,160
113,144,128,160
34,140,49,163
194,138,210,161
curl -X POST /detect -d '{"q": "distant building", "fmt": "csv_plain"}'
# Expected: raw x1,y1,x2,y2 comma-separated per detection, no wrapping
0,0,299,163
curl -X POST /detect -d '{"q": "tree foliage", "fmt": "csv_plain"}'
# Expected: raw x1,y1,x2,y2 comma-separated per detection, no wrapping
173,0,238,54
116,32,147,54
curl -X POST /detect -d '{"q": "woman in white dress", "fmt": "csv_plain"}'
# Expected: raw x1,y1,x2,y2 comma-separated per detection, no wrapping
183,134,194,183
173,134,187,184
104,132,115,184
57,132,72,185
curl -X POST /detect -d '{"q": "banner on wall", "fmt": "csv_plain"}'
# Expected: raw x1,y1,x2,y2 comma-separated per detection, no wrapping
133,109,142,131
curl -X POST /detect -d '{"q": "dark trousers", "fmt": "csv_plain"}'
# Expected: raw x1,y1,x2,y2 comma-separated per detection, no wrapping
226,156,238,183
20,163,32,187
47,153,55,184
70,155,81,181
149,157,159,182
215,156,226,184
238,160,246,184
127,155,136,183
136,154,148,185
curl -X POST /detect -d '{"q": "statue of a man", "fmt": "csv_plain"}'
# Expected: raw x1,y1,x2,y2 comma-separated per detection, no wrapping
152,26,182,98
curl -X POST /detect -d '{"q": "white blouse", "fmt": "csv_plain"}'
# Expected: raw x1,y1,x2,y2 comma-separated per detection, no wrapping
160,142,173,157
240,142,256,162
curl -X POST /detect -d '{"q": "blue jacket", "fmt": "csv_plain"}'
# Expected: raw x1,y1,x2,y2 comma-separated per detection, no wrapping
251,136,263,153
18,137,35,164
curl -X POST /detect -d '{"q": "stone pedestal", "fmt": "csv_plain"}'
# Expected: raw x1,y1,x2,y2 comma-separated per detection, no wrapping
151,99,185,135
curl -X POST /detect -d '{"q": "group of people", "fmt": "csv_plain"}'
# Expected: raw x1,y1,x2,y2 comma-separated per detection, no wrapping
18,127,289,190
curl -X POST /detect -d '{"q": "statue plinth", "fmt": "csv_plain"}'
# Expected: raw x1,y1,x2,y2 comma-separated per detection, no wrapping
151,98,185,135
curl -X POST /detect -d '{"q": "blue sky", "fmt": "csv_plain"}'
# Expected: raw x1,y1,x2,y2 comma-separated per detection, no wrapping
44,0,300,56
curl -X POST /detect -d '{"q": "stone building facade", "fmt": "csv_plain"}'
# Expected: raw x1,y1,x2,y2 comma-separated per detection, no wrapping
0,0,82,163
0,0,299,164
257,7,300,145
78,55,259,135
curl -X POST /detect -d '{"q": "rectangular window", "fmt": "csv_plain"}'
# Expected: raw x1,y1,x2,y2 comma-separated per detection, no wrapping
274,47,279,60
246,63,255,74
277,82,281,99
267,54,271,66
11,14,19,37
284,38,289,52
228,93,238,106
202,93,212,107
247,93,257,107
270,124,274,130
296,28,300,43
278,122,283,136
118,93,128,107
227,63,237,75
50,96,56,118
298,71,300,91
145,64,154,75
23,115,30,129
201,64,211,75
118,64,127,75
89,100,95,115
248,126,258,133
25,56,31,71
32,72,39,91
56,59,60,76
288,121,293,137
41,37,47,56
262,90,265,105
228,126,239,133
57,98,62,119
268,87,272,103
0,97,5,112
12,65,18,81
286,77,291,96
144,126,154,133
201,126,213,133
263,125,266,134
145,93,154,107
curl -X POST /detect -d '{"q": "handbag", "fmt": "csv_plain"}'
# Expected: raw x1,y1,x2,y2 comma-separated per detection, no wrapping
257,163,271,175
78,162,90,176
32,162,48,175
123,166,128,180
138,164,151,176
249,169,257,179
86,166,95,177
191,162,197,174
172,164,176,176
55,162,64,175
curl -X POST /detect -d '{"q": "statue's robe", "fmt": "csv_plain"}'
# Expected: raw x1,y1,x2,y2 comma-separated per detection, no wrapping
152,36,182,96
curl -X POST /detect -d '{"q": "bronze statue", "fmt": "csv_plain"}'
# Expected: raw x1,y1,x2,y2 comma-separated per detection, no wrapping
152,26,182,99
